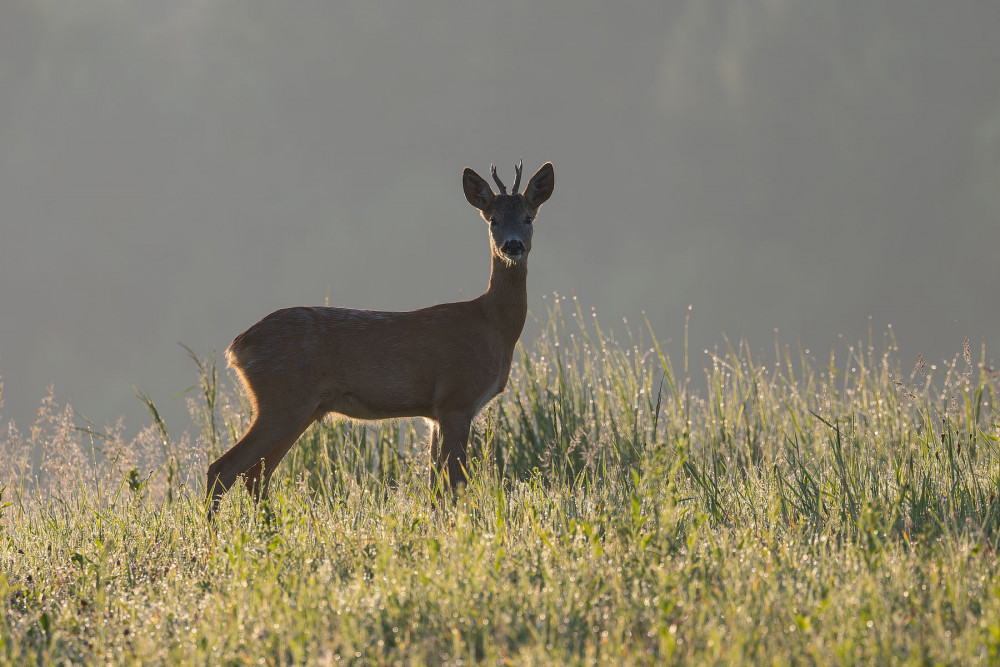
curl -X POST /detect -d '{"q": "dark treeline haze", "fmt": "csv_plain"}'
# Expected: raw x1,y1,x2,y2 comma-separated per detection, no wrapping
1,1,998,434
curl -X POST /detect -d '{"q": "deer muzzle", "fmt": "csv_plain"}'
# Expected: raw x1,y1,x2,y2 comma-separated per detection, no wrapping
501,240,525,260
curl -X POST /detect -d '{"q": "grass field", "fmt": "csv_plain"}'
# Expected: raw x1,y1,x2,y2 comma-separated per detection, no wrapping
2,298,999,664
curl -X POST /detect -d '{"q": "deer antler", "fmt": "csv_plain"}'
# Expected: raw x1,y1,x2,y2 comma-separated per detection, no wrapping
490,164,507,195
511,159,523,195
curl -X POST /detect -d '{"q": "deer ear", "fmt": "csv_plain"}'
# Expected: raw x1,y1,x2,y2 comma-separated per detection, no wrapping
463,168,495,212
523,162,554,210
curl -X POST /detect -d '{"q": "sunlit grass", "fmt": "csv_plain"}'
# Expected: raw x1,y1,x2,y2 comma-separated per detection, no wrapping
2,298,999,663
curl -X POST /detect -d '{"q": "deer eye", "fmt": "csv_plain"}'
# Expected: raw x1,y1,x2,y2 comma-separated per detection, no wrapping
490,217,498,226
524,216,534,224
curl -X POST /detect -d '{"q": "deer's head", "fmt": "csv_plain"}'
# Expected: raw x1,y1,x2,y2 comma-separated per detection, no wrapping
463,161,554,265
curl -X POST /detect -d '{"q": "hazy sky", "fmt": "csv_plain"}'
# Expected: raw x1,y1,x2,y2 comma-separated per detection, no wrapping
2,1,998,435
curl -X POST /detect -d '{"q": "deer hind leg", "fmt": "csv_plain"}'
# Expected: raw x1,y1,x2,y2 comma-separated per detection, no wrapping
431,412,474,488
206,405,317,517
243,405,327,503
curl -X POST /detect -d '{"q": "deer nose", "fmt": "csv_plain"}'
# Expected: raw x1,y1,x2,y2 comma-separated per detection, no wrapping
501,240,525,257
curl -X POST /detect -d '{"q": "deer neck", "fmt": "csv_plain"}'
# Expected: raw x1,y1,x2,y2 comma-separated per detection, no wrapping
482,254,528,347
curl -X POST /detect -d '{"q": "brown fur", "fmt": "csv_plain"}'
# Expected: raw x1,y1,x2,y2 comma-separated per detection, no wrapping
207,162,554,515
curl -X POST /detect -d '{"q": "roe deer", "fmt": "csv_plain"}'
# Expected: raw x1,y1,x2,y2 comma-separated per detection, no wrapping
207,161,554,515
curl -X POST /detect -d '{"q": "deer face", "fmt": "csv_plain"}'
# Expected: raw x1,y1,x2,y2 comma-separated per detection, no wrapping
463,162,554,265
485,195,533,262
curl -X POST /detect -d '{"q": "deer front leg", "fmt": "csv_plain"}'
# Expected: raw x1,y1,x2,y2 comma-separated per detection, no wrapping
431,412,473,487
429,422,441,468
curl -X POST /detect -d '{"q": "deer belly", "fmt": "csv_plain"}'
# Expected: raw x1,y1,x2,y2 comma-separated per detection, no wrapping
329,394,430,421
319,376,434,420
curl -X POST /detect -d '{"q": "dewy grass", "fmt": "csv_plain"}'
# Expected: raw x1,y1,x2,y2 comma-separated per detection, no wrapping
2,299,1000,663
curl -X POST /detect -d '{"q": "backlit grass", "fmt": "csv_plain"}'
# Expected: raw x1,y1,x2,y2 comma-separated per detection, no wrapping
2,298,999,664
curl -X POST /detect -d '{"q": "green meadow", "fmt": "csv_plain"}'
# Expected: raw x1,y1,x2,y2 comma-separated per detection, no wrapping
2,299,999,664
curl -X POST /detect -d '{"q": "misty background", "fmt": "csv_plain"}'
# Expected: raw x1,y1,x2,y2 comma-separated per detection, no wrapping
1,1,998,437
